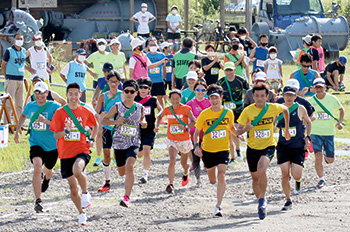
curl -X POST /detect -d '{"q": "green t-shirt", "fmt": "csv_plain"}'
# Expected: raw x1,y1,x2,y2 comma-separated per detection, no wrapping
86,51,110,77
180,88,195,104
224,51,245,77
107,52,126,79
174,50,196,80
308,94,343,136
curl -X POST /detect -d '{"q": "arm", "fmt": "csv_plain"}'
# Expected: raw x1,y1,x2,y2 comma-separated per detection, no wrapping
326,72,337,89
129,68,133,80
1,61,7,78
247,32,257,48
171,71,176,88
47,49,53,67
51,90,67,106
154,99,164,133
140,108,147,128
236,123,251,136
60,73,67,83
101,104,124,126
203,56,219,71
123,62,128,79
148,16,156,23
193,128,203,158
87,67,98,79
94,92,105,113
162,63,166,81
312,60,319,72
249,47,256,61
282,105,291,141
336,106,345,130
301,106,312,149
130,16,138,23
92,86,101,104
148,58,168,69
14,113,27,143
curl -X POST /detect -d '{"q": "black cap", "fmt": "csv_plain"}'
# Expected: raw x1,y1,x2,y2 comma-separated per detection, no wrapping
31,75,44,82
207,89,222,97
283,86,296,95
103,62,113,72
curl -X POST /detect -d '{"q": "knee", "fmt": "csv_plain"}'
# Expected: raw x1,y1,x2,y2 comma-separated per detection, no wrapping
73,168,83,178
70,186,79,196
33,166,42,176
281,171,290,181
126,163,134,171
169,159,176,167
251,175,259,183
325,157,334,164
209,179,216,185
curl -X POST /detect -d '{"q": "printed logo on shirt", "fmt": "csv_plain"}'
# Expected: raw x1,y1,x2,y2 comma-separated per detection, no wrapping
256,117,274,126
176,60,190,66
15,58,25,65
75,72,86,78
205,118,230,126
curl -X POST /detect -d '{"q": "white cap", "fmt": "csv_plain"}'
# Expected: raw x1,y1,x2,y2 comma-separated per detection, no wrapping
171,5,178,10
33,82,48,93
160,41,173,50
109,38,121,46
141,3,147,7
313,78,325,87
255,72,267,81
302,35,312,45
96,38,107,45
286,79,300,90
186,71,198,81
130,37,145,50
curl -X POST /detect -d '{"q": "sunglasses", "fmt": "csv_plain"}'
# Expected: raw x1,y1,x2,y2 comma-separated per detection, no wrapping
195,88,206,92
301,64,311,68
139,86,150,89
34,90,47,95
124,89,136,94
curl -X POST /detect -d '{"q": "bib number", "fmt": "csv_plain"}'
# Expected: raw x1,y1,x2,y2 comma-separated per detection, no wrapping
281,127,297,137
211,68,219,75
317,112,330,120
170,124,184,134
256,59,265,67
269,63,278,70
224,102,236,110
150,67,160,74
144,106,151,116
64,129,81,141
166,66,172,73
32,120,46,131
120,124,137,137
211,129,226,140
254,129,270,139
36,62,46,70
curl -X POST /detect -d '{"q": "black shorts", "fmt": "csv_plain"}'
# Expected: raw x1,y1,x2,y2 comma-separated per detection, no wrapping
151,82,166,96
246,146,275,172
175,78,182,90
232,110,242,124
165,81,172,91
137,33,150,38
140,130,156,151
102,127,113,149
276,144,305,167
202,150,229,169
60,153,91,179
30,146,58,170
114,146,139,167
167,32,181,40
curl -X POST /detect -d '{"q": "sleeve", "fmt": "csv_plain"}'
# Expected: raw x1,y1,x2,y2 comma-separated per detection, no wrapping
275,103,284,114
129,57,136,69
164,107,170,116
86,110,97,127
228,109,234,126
332,95,343,110
121,53,126,63
49,110,64,132
132,12,139,19
172,57,176,68
60,63,70,76
148,12,154,19
3,49,10,62
147,57,152,66
166,14,170,21
194,54,198,60
178,15,182,22
339,66,345,75
237,108,248,126
22,104,30,116
195,111,205,130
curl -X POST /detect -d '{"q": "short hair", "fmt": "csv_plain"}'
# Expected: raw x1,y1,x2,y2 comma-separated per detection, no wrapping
268,47,277,53
14,32,23,38
205,44,215,51
137,77,153,88
238,27,247,35
207,84,223,95
194,80,208,89
311,34,322,42
189,59,201,69
66,82,81,93
252,83,269,95
145,37,156,47
182,37,193,49
300,53,312,64
123,79,139,91
259,34,268,40
107,70,122,81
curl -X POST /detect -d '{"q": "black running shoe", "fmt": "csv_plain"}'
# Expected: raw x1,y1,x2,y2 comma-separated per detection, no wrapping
295,180,301,193
34,199,43,213
41,176,50,193
317,179,325,189
281,200,292,211
166,184,174,194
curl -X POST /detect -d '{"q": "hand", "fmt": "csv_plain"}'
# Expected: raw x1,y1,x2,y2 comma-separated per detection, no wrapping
194,147,203,158
153,127,159,133
333,85,339,91
92,99,97,108
178,125,186,131
64,119,74,132
88,140,94,148
304,139,310,150
141,120,147,128
98,112,106,123
115,117,125,126
162,58,169,64
38,114,47,123
27,67,37,75
238,135,245,142
336,122,343,130
300,87,309,97
246,32,250,38
14,132,20,143
250,58,256,62
284,129,291,141
244,123,254,132
214,55,219,62
91,73,98,79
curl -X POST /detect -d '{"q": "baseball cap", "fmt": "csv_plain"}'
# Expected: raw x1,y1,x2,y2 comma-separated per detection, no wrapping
169,89,182,98
75,49,86,55
302,35,312,45
268,46,278,53
231,37,240,43
160,41,173,50
33,82,48,93
109,38,121,46
313,78,325,87
96,38,107,45
283,86,296,95
103,62,113,72
207,89,222,97
33,32,42,41
186,71,198,80
31,75,44,82
339,56,347,66
141,3,147,7
224,62,235,71
286,79,300,90
171,5,178,10
255,72,267,82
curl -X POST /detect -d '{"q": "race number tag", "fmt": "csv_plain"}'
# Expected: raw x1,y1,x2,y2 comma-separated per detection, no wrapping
317,112,330,120
254,129,270,139
269,63,278,70
150,67,160,74
36,62,46,70
211,68,219,75
64,129,81,141
117,68,124,74
211,129,226,140
256,59,265,67
281,127,297,137
32,120,46,131
166,66,172,73
224,101,236,110
144,106,151,116
170,124,184,134
120,124,137,137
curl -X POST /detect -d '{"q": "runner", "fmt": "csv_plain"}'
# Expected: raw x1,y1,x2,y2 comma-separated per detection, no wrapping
307,78,345,189
135,77,163,183
50,83,98,225
14,82,60,213
264,46,283,94
107,39,128,81
236,83,291,220
194,84,241,216
95,70,123,192
159,89,196,193
180,71,198,104
101,79,147,207
29,76,66,106
217,62,249,163
276,86,312,210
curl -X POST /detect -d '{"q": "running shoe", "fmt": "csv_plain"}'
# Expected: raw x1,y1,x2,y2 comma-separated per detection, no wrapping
295,180,301,194
258,198,267,220
182,173,189,186
166,184,174,194
41,176,50,193
304,150,309,161
34,198,43,213
81,192,91,209
189,165,194,173
213,205,223,217
316,179,325,189
93,157,102,166
236,150,243,161
98,182,111,192
78,213,87,225
281,200,292,211
140,173,148,183
196,181,202,188
120,195,130,208
228,159,236,167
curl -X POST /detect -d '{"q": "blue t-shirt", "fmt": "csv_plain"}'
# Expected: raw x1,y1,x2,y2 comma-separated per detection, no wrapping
166,14,182,33
97,77,123,92
147,52,166,83
165,54,174,82
23,101,61,151
102,91,122,130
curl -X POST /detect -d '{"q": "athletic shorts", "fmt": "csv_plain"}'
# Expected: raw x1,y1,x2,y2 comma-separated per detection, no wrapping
276,144,305,167
202,150,229,169
139,130,156,151
30,146,58,170
311,134,335,158
167,32,181,40
102,128,113,149
165,81,172,91
175,78,183,90
114,146,139,167
232,110,242,124
137,33,150,38
165,138,193,154
60,153,91,179
246,146,275,172
151,82,166,96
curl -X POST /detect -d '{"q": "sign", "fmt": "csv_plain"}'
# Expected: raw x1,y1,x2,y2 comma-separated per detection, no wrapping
19,0,57,8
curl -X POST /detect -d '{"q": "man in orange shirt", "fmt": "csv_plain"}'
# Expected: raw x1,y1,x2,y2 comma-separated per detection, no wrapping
50,82,98,225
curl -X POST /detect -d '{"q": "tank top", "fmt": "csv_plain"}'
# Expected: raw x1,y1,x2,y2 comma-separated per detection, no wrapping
135,95,157,132
66,61,88,91
277,104,305,148
28,46,49,80
294,69,316,97
131,53,149,80
102,91,122,130
112,102,143,149
5,46,26,78
253,46,269,71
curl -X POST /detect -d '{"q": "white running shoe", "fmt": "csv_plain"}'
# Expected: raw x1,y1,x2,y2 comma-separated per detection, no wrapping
214,205,223,217
140,173,148,183
78,213,87,225
81,193,91,209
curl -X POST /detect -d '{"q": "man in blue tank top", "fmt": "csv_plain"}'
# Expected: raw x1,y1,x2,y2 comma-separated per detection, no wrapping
276,86,312,211
249,34,269,72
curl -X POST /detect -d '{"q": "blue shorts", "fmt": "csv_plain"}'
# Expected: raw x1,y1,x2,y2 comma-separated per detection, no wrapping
311,135,334,158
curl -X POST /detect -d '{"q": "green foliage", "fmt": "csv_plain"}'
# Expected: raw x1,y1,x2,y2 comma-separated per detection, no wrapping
198,0,220,15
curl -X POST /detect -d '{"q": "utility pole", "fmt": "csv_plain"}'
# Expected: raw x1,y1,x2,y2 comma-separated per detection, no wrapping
245,0,252,33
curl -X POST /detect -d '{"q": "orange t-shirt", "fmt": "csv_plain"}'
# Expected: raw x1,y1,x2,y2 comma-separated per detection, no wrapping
164,104,191,141
224,50,239,63
50,105,97,159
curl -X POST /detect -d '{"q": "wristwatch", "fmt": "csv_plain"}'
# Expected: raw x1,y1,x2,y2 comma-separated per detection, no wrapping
194,143,200,148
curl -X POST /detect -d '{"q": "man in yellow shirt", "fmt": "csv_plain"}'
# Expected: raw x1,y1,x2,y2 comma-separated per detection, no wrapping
236,83,291,220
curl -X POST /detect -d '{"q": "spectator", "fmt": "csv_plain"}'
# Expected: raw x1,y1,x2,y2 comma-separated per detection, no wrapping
249,33,269,72
224,38,247,78
130,3,156,38
161,41,174,91
201,44,223,86
84,39,107,88
230,27,257,56
308,34,321,72
323,56,347,91
107,39,127,81
264,46,283,94
166,5,182,43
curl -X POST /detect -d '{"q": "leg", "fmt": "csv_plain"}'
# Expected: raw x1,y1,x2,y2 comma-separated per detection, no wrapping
314,151,323,178
250,172,260,199
280,162,291,200
157,95,164,111
15,80,24,120
103,148,111,181
256,156,271,199
229,132,235,160
290,163,303,183
124,157,136,197
72,158,88,193
180,152,190,175
142,145,152,171
32,157,43,200
95,122,103,157
67,176,84,214
207,166,217,185
168,146,178,184
216,164,228,205
4,79,16,123
332,70,340,89
42,166,54,180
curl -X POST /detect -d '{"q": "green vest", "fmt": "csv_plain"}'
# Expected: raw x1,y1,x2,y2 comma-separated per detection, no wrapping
225,52,245,77
173,51,196,79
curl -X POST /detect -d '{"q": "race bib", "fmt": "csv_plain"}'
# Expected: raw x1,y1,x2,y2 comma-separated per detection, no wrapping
256,59,265,67
64,129,81,141
36,62,46,70
317,112,330,120
224,101,236,110
166,66,172,73
32,120,46,131
144,106,151,116
254,129,270,139
281,127,297,137
211,68,219,75
269,63,278,70
211,129,226,140
150,67,160,74
120,124,137,137
117,68,124,74
170,124,184,134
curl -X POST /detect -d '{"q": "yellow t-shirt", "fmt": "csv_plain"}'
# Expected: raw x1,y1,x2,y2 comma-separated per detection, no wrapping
86,51,110,77
237,103,284,150
195,107,234,152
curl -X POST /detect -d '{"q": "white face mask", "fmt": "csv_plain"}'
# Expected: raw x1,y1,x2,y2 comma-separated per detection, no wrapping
77,55,85,62
207,51,214,57
34,40,43,47
270,53,277,59
98,45,106,52
172,9,178,14
141,8,147,12
15,40,23,47
150,46,158,53
240,36,246,40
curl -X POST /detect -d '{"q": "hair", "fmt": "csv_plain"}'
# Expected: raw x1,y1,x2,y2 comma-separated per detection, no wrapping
300,53,312,64
123,79,139,91
188,59,201,69
268,47,277,53
194,80,208,89
107,70,122,81
207,84,223,95
182,37,193,49
311,34,322,42
259,34,268,40
238,27,247,35
137,77,153,88
14,32,23,38
145,37,153,48
252,83,269,95
66,82,81,93
169,89,182,98
205,44,215,51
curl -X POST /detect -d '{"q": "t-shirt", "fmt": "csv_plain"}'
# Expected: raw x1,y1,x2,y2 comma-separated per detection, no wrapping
61,60,88,91
187,98,211,139
173,49,197,79
107,52,126,79
133,11,154,34
147,52,166,83
201,57,220,85
86,51,109,78
135,95,158,132
224,51,245,77
180,88,196,104
317,47,325,72
265,58,283,80
50,105,97,159
237,103,284,150
308,48,319,69
244,89,275,108
325,61,345,75
307,94,343,136
166,14,182,33
164,104,191,141
195,107,234,152
23,101,61,151
276,95,315,117
164,54,174,81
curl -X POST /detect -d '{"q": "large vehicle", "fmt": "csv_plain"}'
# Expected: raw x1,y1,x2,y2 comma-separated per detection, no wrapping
225,0,260,29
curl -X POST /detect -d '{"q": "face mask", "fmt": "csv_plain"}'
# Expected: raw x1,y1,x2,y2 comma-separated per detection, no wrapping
98,45,106,52
172,9,177,14
240,36,246,40
207,51,214,57
77,55,85,62
261,42,268,47
141,8,147,12
150,46,157,53
232,44,239,50
270,53,277,59
15,40,23,47
34,40,42,47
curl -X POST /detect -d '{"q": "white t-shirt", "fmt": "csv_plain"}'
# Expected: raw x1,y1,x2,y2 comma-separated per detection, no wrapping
129,56,152,69
265,58,283,80
133,11,154,34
